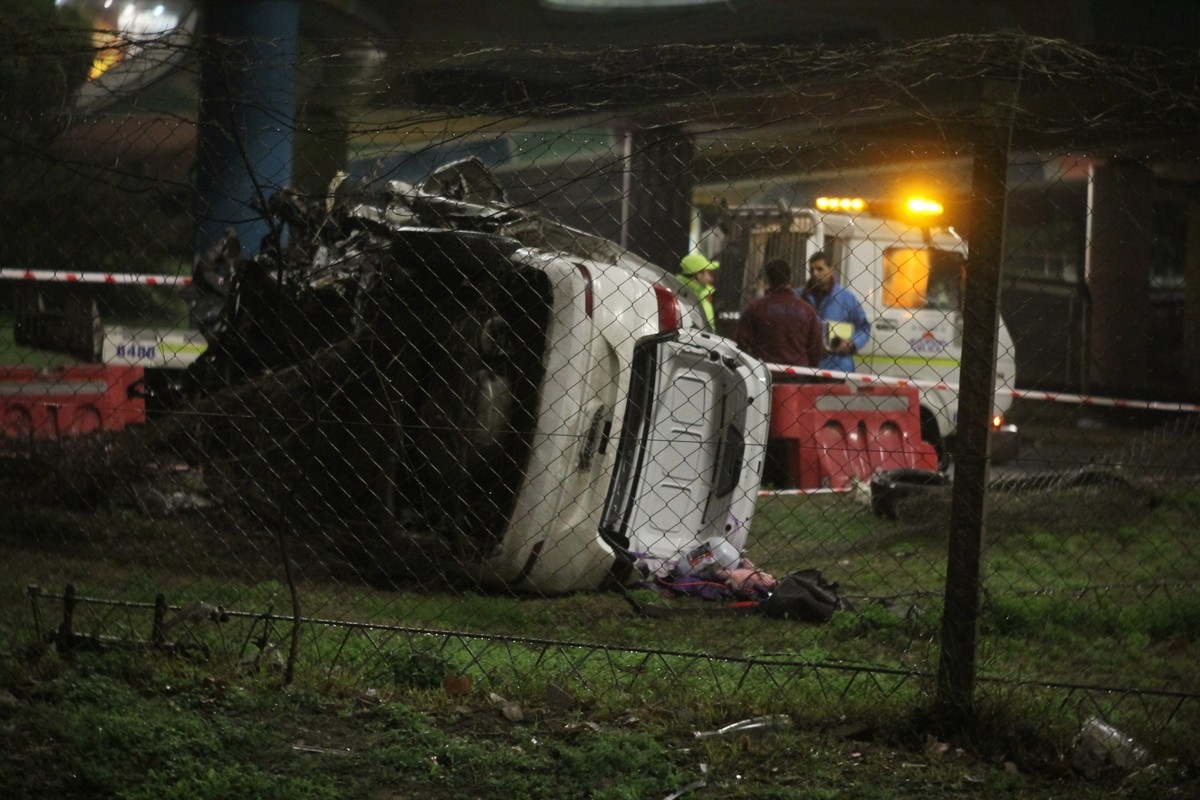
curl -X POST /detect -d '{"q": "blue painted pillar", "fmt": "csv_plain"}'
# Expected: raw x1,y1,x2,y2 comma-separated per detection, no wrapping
194,0,300,261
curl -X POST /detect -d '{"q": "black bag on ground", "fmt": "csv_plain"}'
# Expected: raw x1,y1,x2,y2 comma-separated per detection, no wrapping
757,569,853,623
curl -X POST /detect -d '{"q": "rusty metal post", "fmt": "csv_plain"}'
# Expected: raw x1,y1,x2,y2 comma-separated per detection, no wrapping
935,80,1017,724
152,593,167,649
57,583,77,656
26,585,45,645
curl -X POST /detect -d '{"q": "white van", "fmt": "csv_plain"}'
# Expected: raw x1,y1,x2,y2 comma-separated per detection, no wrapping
711,202,1018,464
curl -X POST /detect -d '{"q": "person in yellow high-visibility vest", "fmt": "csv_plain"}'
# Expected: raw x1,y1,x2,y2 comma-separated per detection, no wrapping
678,252,719,329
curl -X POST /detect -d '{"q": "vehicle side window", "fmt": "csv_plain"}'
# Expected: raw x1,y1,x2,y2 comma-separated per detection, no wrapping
927,250,966,310
882,247,930,308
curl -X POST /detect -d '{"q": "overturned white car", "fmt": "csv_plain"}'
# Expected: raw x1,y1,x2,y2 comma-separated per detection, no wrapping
185,160,770,593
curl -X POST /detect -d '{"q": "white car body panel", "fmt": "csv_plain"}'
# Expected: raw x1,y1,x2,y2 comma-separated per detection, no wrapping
469,252,770,593
601,330,769,562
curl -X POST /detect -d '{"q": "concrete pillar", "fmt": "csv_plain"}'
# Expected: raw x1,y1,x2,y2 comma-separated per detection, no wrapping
193,0,300,261
1185,194,1200,399
622,125,694,272
1085,160,1155,395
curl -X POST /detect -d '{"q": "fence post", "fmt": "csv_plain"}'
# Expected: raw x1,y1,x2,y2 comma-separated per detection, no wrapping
935,78,1018,724
26,585,44,646
57,583,77,656
152,593,167,649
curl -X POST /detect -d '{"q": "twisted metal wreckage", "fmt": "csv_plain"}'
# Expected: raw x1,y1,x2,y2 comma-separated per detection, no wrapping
181,159,774,595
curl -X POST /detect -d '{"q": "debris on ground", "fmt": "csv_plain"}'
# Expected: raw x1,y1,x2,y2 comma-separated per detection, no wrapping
489,692,524,723
1070,716,1151,778
629,537,856,624
694,714,794,740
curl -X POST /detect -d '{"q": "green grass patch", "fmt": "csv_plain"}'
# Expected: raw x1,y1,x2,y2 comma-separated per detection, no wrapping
2,460,1198,796
0,645,1192,799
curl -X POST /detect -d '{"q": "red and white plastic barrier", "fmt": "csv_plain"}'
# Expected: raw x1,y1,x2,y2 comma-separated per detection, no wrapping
761,362,1200,415
0,268,192,288
0,365,146,442
756,360,1199,497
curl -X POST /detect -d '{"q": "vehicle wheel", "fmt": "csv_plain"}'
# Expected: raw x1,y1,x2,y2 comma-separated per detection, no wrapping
989,424,1021,465
870,468,950,520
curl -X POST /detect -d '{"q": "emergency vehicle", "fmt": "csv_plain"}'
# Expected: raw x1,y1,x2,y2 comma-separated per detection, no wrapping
710,195,1019,464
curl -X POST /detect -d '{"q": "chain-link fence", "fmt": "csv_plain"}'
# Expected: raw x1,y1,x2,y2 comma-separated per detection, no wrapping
3,17,1199,762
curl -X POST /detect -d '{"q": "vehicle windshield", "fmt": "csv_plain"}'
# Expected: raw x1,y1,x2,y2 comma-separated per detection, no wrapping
881,247,964,310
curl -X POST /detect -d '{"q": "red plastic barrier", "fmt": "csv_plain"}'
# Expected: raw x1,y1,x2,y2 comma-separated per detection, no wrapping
768,382,938,490
0,365,145,441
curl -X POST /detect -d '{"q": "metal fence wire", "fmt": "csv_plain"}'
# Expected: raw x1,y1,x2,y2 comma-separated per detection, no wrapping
3,27,1199,758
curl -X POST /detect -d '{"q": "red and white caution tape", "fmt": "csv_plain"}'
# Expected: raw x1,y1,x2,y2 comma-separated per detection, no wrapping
6,268,1194,414
762,361,1200,414
757,486,853,497
765,361,934,388
995,388,1200,413
0,268,191,287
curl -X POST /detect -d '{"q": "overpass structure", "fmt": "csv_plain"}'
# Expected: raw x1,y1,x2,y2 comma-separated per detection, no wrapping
52,0,1200,398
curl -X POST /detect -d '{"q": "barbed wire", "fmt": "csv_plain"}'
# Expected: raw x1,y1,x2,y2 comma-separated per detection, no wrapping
5,30,1198,143
382,34,1200,143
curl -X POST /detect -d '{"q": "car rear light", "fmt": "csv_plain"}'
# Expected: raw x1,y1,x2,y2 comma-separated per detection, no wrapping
653,283,681,332
576,264,594,317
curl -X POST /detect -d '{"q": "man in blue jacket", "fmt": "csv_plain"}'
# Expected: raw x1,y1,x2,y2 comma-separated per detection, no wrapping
799,252,871,374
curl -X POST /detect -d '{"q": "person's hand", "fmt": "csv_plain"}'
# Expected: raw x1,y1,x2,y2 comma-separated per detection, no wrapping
722,567,778,594
835,341,853,354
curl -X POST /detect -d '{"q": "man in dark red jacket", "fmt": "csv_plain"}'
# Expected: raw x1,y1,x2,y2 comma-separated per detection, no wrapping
735,259,823,368
735,259,823,488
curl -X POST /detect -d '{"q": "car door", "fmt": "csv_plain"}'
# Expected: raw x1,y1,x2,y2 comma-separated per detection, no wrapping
600,328,771,562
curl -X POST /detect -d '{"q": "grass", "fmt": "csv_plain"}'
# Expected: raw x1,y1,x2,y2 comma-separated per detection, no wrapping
1,422,1198,797
3,643,1189,799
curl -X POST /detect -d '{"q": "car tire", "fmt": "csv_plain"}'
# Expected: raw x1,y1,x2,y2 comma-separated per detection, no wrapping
870,468,951,520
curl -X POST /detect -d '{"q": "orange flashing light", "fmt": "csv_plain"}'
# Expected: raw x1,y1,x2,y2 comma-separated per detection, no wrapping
905,196,944,217
815,196,867,213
